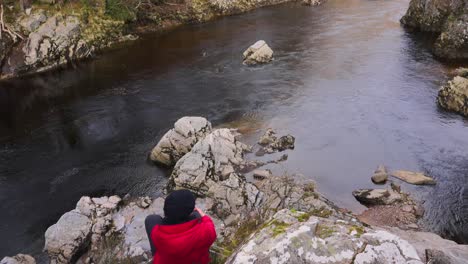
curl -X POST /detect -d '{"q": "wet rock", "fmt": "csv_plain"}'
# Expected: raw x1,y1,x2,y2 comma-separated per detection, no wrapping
438,76,468,117
401,0,468,59
253,169,272,180
371,165,388,184
258,128,276,145
352,189,402,206
243,40,273,65
391,170,436,185
18,10,47,33
0,254,36,264
44,210,93,264
150,117,212,166
257,129,295,154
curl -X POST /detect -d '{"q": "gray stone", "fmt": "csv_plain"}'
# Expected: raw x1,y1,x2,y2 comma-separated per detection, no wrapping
0,254,36,264
371,165,388,184
258,128,276,145
438,76,468,117
44,210,92,264
352,189,402,206
24,15,82,67
401,0,468,59
391,170,436,185
253,169,272,180
18,10,47,33
150,117,212,166
243,40,273,65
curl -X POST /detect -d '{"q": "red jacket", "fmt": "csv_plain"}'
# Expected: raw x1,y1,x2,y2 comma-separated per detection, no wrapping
150,215,217,264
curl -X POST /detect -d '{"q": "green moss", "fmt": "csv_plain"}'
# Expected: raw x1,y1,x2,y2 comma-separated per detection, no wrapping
270,220,290,237
316,224,335,239
105,0,136,22
309,207,333,218
348,225,365,238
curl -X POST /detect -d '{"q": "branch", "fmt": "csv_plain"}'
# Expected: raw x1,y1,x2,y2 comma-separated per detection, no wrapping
0,4,25,41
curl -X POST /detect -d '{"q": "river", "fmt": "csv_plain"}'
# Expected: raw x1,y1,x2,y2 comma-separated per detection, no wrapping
1,0,468,260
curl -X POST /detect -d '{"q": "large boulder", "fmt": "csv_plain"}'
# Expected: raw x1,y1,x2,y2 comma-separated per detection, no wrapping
243,40,273,65
23,14,83,68
401,0,468,59
150,117,212,166
0,254,36,264
18,10,47,33
438,76,468,117
44,210,93,264
227,209,424,264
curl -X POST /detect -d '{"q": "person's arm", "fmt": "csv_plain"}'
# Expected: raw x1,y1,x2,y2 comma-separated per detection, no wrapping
194,208,217,247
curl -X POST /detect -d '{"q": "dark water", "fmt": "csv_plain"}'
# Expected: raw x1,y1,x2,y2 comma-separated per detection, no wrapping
1,0,468,259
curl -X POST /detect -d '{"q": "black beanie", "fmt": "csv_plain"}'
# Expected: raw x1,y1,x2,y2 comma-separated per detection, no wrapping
164,189,196,221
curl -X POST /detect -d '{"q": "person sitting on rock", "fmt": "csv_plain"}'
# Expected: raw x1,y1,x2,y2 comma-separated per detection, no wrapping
145,189,217,264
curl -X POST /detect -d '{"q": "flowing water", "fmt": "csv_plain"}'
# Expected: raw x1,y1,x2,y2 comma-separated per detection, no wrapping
1,0,468,259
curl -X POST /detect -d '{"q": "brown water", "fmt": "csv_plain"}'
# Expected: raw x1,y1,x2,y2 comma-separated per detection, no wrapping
1,0,468,260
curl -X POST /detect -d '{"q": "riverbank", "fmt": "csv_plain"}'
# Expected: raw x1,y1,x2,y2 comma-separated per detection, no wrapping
3,117,468,264
0,0,318,80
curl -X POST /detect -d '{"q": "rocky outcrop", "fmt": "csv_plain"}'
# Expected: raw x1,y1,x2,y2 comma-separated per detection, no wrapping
438,75,468,117
150,117,212,166
0,254,36,264
401,0,468,59
243,40,274,65
391,170,436,185
227,208,425,264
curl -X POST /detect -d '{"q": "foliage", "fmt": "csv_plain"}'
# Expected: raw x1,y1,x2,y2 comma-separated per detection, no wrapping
105,0,136,22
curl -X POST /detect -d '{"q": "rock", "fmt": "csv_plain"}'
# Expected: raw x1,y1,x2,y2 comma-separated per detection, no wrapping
227,209,423,264
136,196,152,208
438,76,468,117
352,189,402,206
401,0,468,59
391,170,436,185
387,227,468,263
454,67,468,78
76,196,95,217
24,15,82,67
257,129,295,154
0,254,36,264
253,169,272,180
44,210,92,264
0,34,14,69
302,0,323,6
243,40,273,65
18,10,47,33
371,165,388,184
150,117,212,166
258,128,276,145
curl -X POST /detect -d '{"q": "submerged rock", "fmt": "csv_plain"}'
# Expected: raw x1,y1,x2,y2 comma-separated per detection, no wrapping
391,170,436,185
438,76,468,117
0,254,36,264
371,165,388,184
150,117,212,166
243,40,273,65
